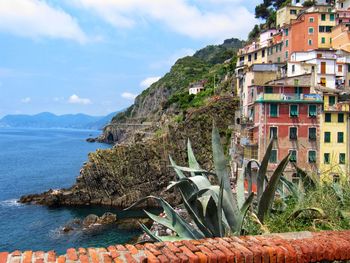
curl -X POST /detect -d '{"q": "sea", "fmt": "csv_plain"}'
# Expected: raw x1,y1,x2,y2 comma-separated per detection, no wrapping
0,128,143,254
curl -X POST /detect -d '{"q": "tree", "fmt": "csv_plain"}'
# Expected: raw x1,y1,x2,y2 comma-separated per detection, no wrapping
255,3,271,19
248,25,261,41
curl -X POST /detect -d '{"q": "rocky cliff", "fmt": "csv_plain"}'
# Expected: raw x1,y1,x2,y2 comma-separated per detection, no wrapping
20,97,237,208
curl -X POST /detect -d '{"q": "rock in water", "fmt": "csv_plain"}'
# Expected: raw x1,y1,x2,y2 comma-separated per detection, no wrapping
83,214,99,227
98,212,117,224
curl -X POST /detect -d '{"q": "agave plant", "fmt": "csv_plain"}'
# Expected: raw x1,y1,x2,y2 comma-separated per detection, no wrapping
126,123,290,241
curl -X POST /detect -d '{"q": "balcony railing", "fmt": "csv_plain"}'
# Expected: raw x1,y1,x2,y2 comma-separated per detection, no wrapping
256,93,323,102
324,103,350,112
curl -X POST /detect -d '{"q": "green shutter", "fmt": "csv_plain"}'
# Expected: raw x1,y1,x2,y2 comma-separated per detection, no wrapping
309,105,317,117
324,153,330,164
338,132,344,143
290,105,298,117
309,128,316,141
325,132,331,143
325,113,332,122
338,113,344,123
309,151,316,163
290,151,297,162
270,104,278,117
330,14,335,21
329,96,336,106
340,153,346,164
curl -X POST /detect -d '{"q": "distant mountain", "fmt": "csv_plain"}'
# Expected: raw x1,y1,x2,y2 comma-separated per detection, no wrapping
0,112,119,130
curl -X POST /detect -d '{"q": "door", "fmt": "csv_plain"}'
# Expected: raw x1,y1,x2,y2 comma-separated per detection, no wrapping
321,62,326,74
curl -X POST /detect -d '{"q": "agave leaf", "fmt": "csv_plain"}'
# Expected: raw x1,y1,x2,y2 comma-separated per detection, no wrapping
236,167,245,210
169,156,186,179
139,223,162,242
143,210,178,234
180,191,213,237
170,165,212,175
280,176,300,200
157,236,191,242
292,163,316,191
125,196,204,239
257,153,290,223
212,123,241,232
257,139,273,203
188,176,212,190
218,179,224,237
287,207,325,220
237,192,254,234
187,139,201,177
166,179,197,201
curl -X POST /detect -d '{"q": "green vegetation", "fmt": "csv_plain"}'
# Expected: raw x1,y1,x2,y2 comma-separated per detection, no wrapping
127,126,290,240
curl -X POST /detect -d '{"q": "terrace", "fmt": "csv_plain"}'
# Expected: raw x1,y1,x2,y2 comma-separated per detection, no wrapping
255,93,323,103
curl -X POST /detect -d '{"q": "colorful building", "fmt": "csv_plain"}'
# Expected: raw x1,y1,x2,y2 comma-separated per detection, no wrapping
241,81,323,178
318,88,350,180
283,5,336,59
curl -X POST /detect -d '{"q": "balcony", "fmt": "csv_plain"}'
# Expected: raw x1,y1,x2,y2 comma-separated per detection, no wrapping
256,93,323,103
324,102,350,112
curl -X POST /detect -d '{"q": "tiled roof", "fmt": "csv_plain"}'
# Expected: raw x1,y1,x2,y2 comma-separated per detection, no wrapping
1,230,350,262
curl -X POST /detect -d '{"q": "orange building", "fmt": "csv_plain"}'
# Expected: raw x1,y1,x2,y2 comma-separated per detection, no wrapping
332,23,350,52
283,6,336,59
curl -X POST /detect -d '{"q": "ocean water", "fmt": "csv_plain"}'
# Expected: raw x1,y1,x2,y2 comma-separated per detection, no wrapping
0,128,142,254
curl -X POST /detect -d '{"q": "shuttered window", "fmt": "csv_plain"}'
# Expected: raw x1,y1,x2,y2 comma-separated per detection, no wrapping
270,150,277,163
290,127,298,140
338,132,344,143
270,104,278,117
290,105,299,117
308,151,316,163
289,150,297,163
309,128,316,141
324,132,331,143
339,153,346,164
309,105,317,117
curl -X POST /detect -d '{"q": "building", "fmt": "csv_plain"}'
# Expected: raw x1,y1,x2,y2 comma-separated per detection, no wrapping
332,23,350,51
189,82,205,95
241,78,323,178
290,49,337,89
276,5,304,28
318,88,350,180
283,5,336,60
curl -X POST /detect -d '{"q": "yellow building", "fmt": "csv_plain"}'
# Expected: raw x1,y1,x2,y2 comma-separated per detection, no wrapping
276,5,304,28
318,8,337,49
319,91,350,182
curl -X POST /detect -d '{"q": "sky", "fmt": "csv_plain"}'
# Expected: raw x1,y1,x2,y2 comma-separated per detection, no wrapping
0,0,260,117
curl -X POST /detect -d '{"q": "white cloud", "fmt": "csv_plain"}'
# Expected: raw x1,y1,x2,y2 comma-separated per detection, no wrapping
71,0,258,40
140,76,161,88
121,92,137,100
68,94,92,105
0,0,87,43
21,97,31,103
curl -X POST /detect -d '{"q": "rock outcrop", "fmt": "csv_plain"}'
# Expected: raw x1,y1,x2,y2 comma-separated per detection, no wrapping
20,98,237,209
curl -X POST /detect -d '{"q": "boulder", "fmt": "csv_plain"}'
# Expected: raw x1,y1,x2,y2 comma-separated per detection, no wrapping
83,214,99,227
97,212,117,224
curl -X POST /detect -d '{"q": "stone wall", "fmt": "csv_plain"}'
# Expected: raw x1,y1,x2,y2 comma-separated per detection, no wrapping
1,230,350,262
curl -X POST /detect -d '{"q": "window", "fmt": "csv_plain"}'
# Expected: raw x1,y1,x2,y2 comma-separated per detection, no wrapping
254,52,257,60
338,65,343,72
265,87,273,93
285,51,289,59
248,54,252,62
270,127,278,140
286,40,289,47
320,77,326,86
338,113,344,123
262,49,265,58
290,127,298,140
309,127,317,141
339,153,346,164
290,9,297,15
270,104,278,117
329,96,336,106
290,105,299,117
321,37,326,44
324,131,331,143
324,153,330,164
333,174,340,183
308,27,314,34
308,151,316,163
348,64,350,73
285,28,289,36
270,150,278,163
308,39,313,46
289,150,297,163
309,105,317,117
292,64,295,72
321,14,326,21
330,14,335,21
309,17,314,23
338,132,344,143
325,113,332,122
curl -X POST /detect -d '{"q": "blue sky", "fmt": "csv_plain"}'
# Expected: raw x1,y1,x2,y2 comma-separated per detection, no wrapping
0,0,259,117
